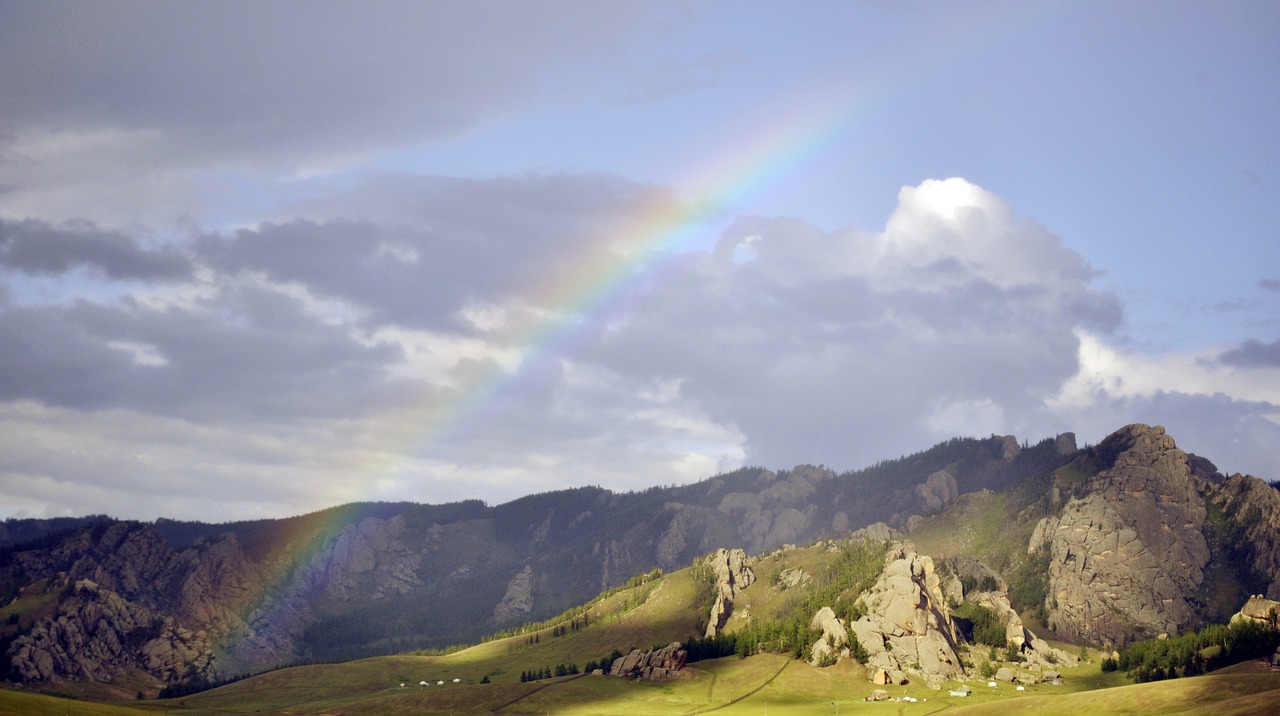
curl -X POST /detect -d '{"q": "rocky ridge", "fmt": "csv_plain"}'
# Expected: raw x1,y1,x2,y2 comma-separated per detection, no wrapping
8,580,212,684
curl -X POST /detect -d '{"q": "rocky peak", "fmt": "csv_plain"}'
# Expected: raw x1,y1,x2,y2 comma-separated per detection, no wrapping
1055,432,1077,455
1033,423,1210,646
997,435,1021,461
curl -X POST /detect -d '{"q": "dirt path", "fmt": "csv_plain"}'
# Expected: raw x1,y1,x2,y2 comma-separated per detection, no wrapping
490,673,586,712
683,659,791,715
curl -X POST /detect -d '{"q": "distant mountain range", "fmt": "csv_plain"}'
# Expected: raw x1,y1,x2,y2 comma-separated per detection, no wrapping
1,423,1277,697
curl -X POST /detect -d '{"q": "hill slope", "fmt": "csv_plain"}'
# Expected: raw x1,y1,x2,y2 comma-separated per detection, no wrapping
2,423,1277,695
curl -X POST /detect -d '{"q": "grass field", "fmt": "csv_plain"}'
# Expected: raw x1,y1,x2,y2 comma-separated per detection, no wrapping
5,654,1276,715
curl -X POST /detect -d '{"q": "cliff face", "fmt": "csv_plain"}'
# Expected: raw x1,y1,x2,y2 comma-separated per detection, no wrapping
1206,473,1280,600
1031,425,1212,646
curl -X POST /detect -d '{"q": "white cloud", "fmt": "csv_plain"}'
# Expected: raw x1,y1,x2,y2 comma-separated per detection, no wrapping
1052,330,1280,410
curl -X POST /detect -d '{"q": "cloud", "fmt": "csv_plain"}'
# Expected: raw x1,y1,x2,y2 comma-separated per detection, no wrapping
588,178,1123,466
2,173,1276,521
1217,337,1280,368
1260,278,1280,292
0,279,400,420
0,219,192,280
197,173,691,332
0,3,668,225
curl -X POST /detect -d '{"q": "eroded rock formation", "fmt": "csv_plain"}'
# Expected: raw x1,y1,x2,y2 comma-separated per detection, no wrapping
1031,424,1210,646
608,642,687,680
703,548,755,638
849,544,964,684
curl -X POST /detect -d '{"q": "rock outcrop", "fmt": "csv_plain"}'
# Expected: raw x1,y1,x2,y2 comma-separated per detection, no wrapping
808,606,849,664
492,566,536,624
8,580,213,684
849,544,964,684
849,522,900,543
703,548,754,638
1231,595,1280,626
608,642,687,680
914,470,959,514
965,590,1077,668
1207,474,1280,600
1031,424,1210,646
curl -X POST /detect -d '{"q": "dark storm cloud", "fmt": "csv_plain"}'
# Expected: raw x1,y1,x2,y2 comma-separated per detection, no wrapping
1218,338,1280,368
0,2,660,166
199,173,689,330
0,219,192,280
0,285,398,420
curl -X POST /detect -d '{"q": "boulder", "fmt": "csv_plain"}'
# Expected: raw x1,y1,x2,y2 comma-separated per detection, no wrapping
994,667,1015,682
1231,595,1280,626
808,606,849,665
608,642,687,680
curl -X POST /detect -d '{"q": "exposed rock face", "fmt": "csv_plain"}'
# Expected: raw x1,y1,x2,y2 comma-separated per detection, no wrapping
703,548,754,638
714,465,835,553
849,544,964,684
1055,433,1077,456
608,642,687,680
914,470,959,514
492,566,535,624
8,580,213,683
1032,424,1210,646
1207,474,1280,600
299,515,422,601
809,606,849,664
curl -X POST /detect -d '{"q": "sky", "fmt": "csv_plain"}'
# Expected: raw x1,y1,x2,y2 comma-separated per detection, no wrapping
1,0,1278,523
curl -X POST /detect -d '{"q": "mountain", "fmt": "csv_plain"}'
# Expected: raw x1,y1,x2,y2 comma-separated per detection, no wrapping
1,423,1276,697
